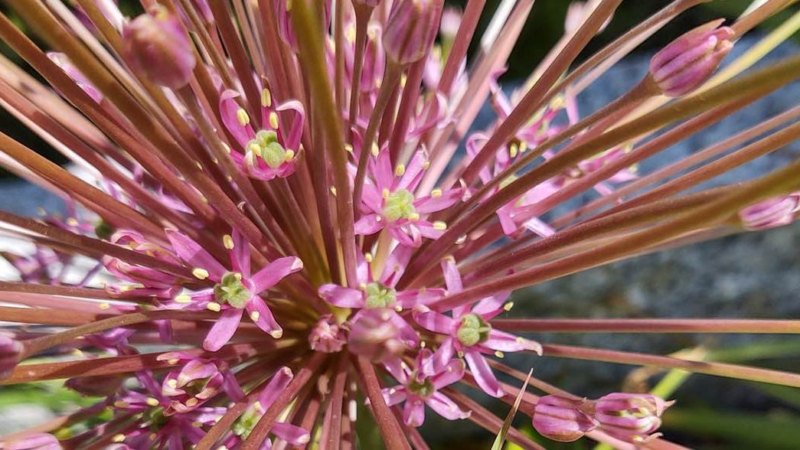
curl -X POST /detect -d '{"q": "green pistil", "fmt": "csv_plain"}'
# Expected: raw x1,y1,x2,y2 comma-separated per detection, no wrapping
365,282,397,309
383,189,417,222
143,406,168,432
213,273,251,309
407,375,435,399
232,404,261,439
247,130,289,169
456,313,492,347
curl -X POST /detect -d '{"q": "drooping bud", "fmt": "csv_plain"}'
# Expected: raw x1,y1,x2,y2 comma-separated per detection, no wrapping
2,433,62,450
649,20,733,97
122,6,196,89
532,396,598,443
309,315,347,353
0,332,22,380
739,193,800,230
383,0,441,65
348,308,405,362
593,393,673,444
47,53,103,103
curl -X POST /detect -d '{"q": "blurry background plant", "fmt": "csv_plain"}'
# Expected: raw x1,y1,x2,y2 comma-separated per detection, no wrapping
1,0,800,449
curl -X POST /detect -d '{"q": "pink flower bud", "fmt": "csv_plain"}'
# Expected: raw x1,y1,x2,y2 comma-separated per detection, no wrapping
122,6,196,89
593,393,673,444
3,433,62,450
532,395,598,442
739,193,800,230
0,332,22,380
348,308,405,363
440,7,462,39
383,0,441,65
309,314,347,353
649,20,733,97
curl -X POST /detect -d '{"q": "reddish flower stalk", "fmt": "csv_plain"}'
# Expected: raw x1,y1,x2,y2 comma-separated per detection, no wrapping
0,0,799,448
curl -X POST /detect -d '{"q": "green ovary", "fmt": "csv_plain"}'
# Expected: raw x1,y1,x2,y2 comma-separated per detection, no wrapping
214,273,251,309
383,189,417,222
456,313,492,347
247,130,287,169
407,375,435,399
365,282,397,309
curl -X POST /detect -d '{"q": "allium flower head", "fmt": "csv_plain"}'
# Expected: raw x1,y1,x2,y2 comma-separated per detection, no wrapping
0,0,798,448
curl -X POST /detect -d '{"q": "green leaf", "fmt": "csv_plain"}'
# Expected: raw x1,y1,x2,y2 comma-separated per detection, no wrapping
492,369,532,450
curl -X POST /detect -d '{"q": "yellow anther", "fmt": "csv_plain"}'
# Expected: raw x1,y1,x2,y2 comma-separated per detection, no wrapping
254,401,264,413
261,89,272,108
146,397,160,407
400,74,408,88
269,112,280,129
394,164,406,177
495,351,505,358
433,221,447,231
250,311,261,322
371,142,380,157
358,282,367,291
516,337,525,344
504,302,514,311
408,212,420,221
236,108,250,127
395,305,403,312
222,142,231,154
422,160,431,169
248,143,262,156
167,379,178,388
66,217,79,227
430,188,442,198
195,161,203,170
330,186,337,196
206,302,222,312
112,434,126,443
175,294,192,304
519,141,529,153
185,398,199,407
382,188,391,199
345,144,354,153
509,144,519,158
223,234,235,250
114,401,129,409
99,302,111,310
192,268,210,280
285,150,295,161
167,358,180,365
233,272,243,280
364,252,374,263
270,329,283,339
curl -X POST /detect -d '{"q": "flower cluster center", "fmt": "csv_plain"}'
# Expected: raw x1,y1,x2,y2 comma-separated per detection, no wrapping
214,273,252,309
383,189,417,222
247,130,290,169
456,313,492,347
365,282,397,309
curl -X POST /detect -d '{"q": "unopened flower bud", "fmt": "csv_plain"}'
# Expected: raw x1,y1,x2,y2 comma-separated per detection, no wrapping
348,308,405,362
122,6,196,89
532,396,598,442
649,19,733,97
739,193,800,230
0,332,22,380
593,393,673,444
309,314,347,353
383,0,441,65
3,433,62,450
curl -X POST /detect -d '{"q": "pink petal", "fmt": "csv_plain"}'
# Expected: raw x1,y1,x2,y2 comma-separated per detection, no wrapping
417,222,446,240
414,188,463,214
271,422,310,446
318,284,365,308
441,258,463,293
251,257,303,293
354,214,385,235
166,230,227,281
412,307,455,334
383,357,410,384
245,297,282,338
426,392,470,420
273,100,305,150
219,89,256,148
382,386,409,406
430,358,465,390
431,338,456,373
203,308,242,352
395,288,444,308
403,398,426,427
372,148,394,193
389,312,419,347
396,150,428,192
389,223,422,247
472,290,511,318
258,367,294,408
464,350,504,398
481,330,542,354
230,230,251,277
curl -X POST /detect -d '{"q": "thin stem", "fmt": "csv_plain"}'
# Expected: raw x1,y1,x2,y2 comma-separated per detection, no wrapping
354,356,412,450
493,319,800,334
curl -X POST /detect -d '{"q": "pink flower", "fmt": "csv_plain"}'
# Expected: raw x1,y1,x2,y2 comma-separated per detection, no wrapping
157,352,244,414
166,229,303,351
593,393,673,444
650,20,734,97
356,149,462,247
122,6,196,89
102,230,182,299
381,347,470,427
532,396,598,442
739,193,800,230
383,0,441,65
348,308,407,362
218,88,305,181
413,259,541,397
309,314,347,353
222,367,311,448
